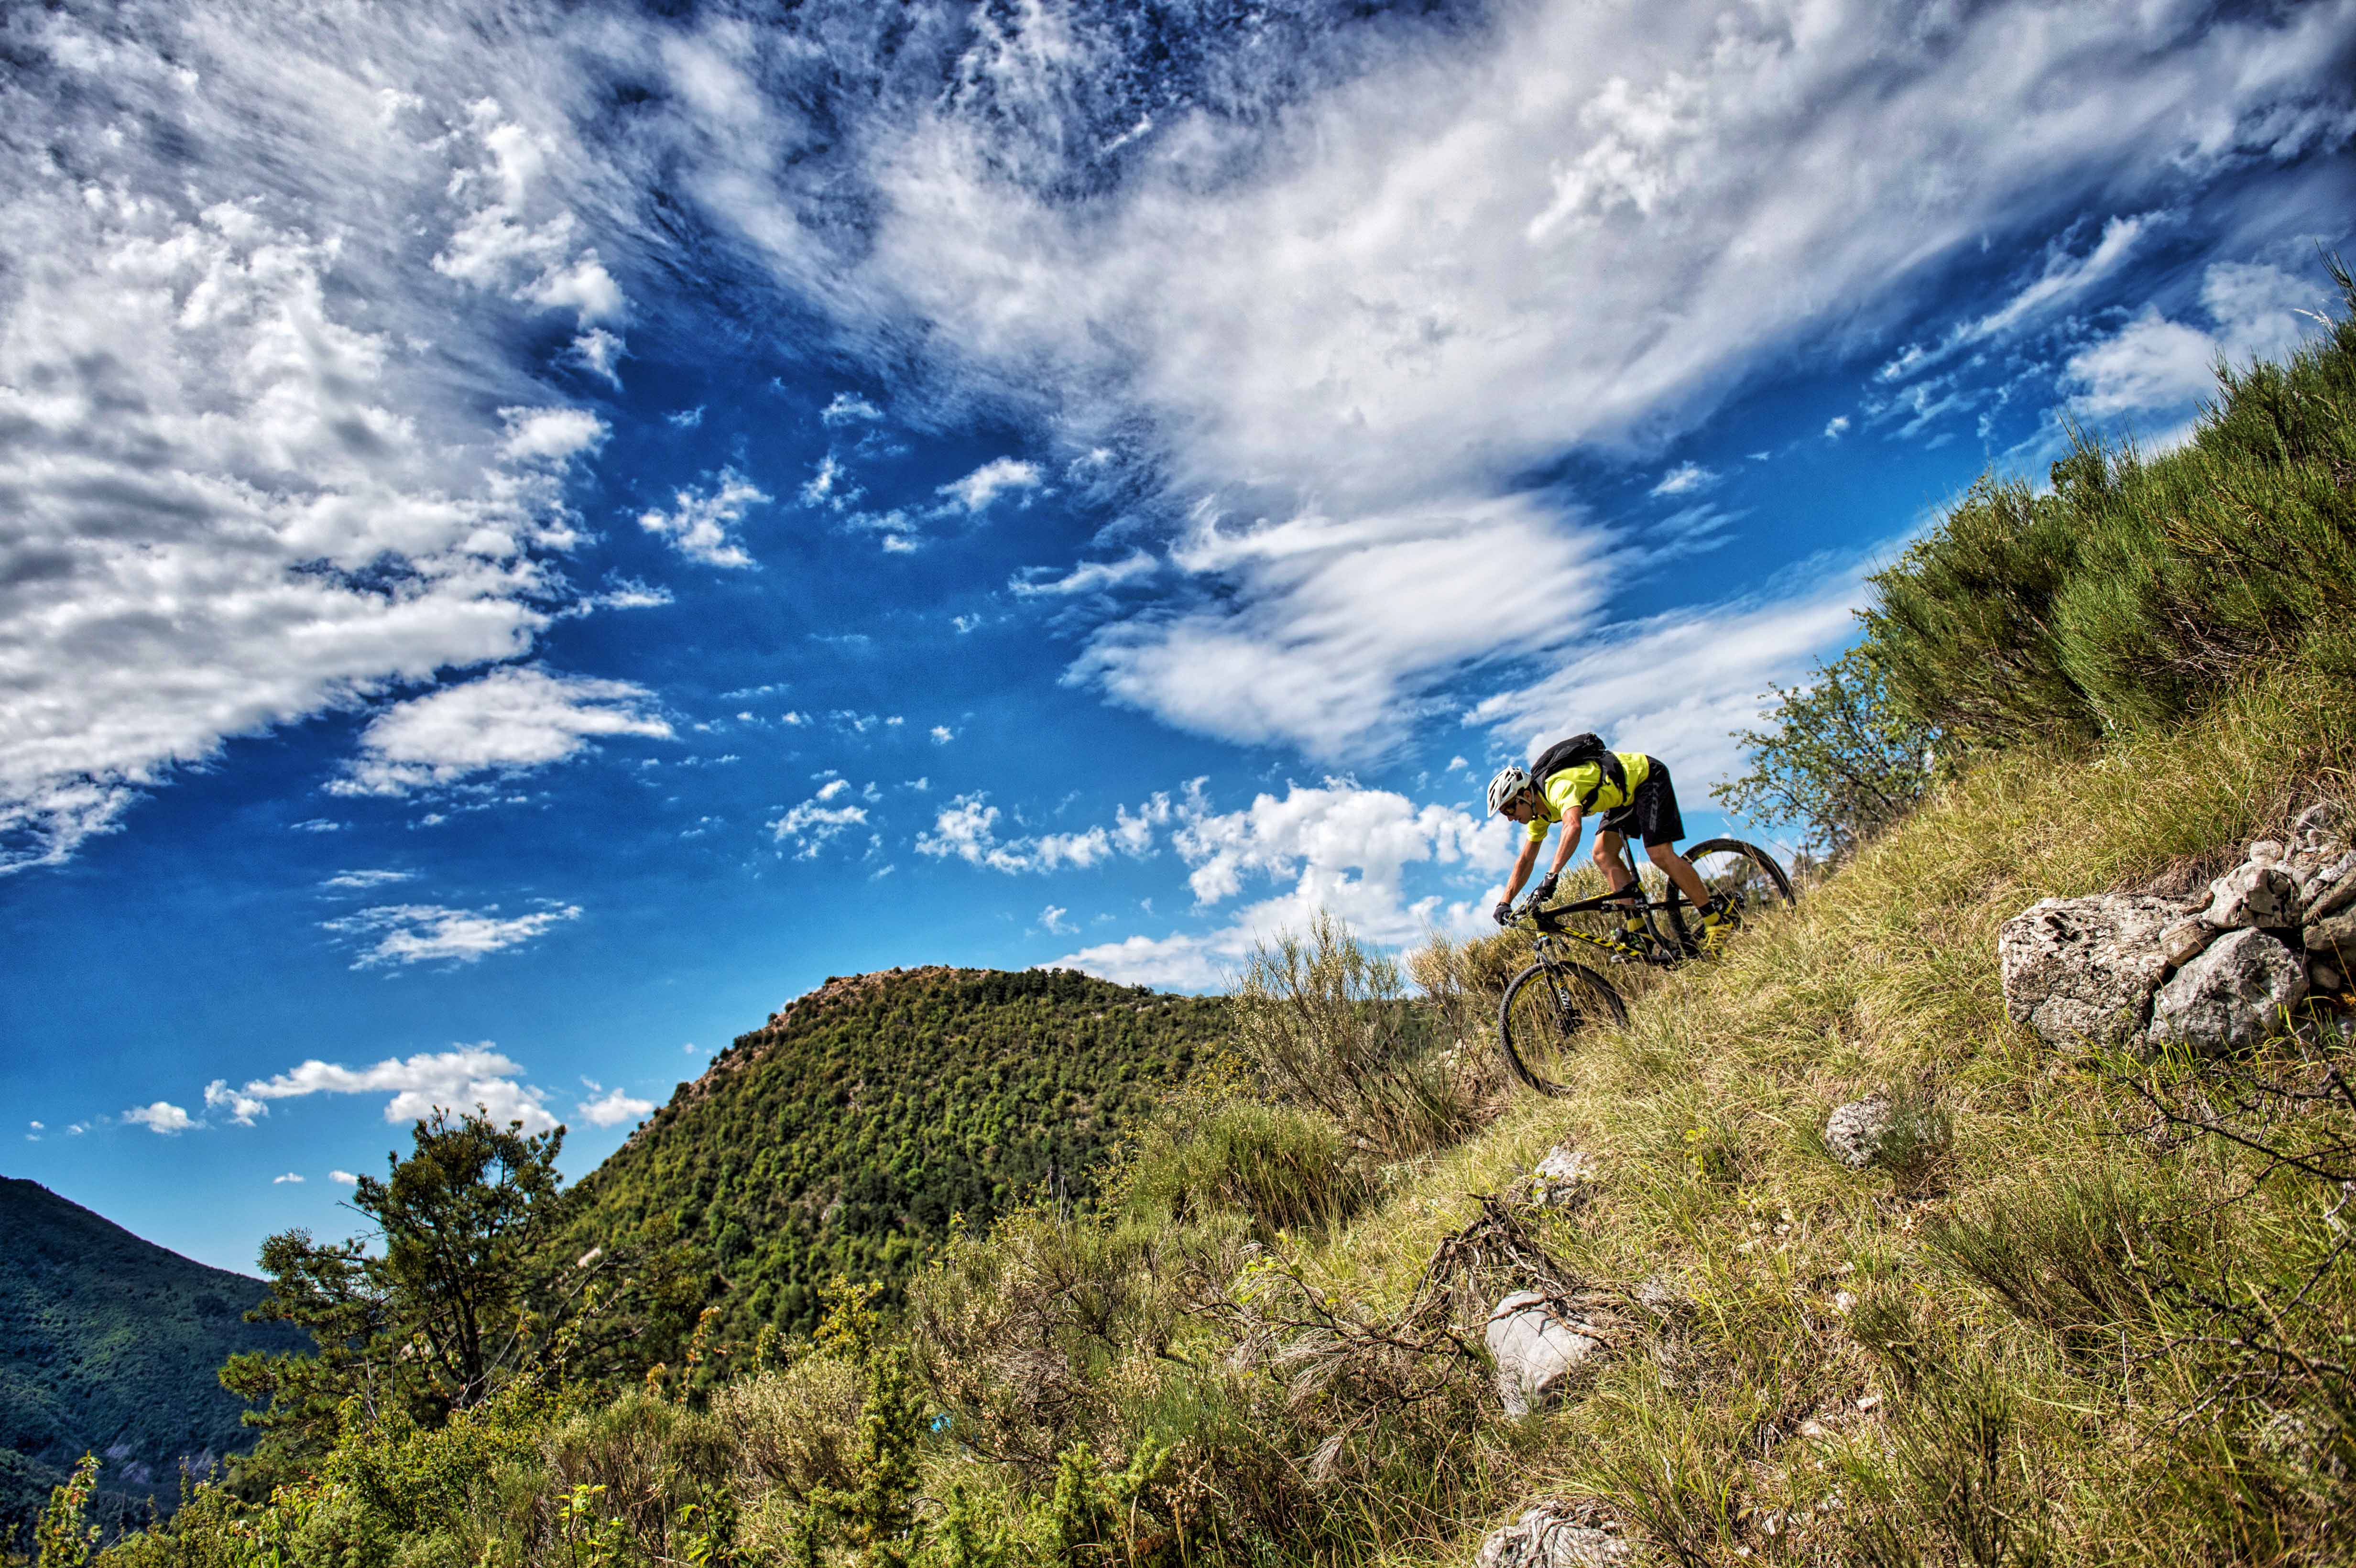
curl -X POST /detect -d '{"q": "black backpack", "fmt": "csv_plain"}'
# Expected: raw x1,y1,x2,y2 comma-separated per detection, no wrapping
1530,733,1626,813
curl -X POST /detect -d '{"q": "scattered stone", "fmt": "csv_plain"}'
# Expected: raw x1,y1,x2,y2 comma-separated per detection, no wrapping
1486,1291,1599,1416
2312,959,2345,993
1528,1145,1597,1207
2149,928,2308,1054
2160,916,2222,967
1856,1392,1881,1412
2305,906,2356,970
1797,1419,1829,1440
2247,839,2288,866
1999,895,2184,1046
2205,862,2301,930
1634,1276,1686,1319
1474,1505,1630,1568
1824,1096,1893,1170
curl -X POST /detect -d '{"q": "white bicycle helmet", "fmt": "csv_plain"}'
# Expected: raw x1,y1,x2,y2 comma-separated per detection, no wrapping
1486,764,1533,815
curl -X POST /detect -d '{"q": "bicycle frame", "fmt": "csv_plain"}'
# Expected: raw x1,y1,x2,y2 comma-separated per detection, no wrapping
1522,844,1690,965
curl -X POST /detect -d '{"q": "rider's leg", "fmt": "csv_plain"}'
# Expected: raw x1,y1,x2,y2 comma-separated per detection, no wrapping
1647,840,1712,907
1592,831,1635,894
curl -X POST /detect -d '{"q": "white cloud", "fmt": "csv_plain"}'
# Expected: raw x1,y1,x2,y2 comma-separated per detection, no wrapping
914,793,1129,873
334,667,670,796
1469,554,1874,790
638,467,769,568
667,405,706,429
1012,550,1159,597
1650,462,1717,498
124,1101,197,1134
2065,261,2331,419
822,391,884,425
273,1171,305,1184
578,1086,656,1127
769,783,871,858
930,725,955,744
322,869,415,891
1049,777,1511,990
499,405,609,465
569,328,625,386
204,1078,270,1125
221,1044,556,1132
936,457,1042,513
1823,415,1852,439
329,1169,359,1185
322,903,582,969
1039,904,1074,935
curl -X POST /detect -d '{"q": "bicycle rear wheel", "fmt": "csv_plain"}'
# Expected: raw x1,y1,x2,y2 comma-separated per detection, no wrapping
1497,959,1627,1096
1665,837,1797,953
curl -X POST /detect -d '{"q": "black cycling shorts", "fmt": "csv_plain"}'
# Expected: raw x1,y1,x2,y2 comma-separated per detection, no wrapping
1598,758,1685,848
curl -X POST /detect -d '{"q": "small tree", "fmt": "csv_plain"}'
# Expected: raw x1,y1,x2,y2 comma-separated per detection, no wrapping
223,1107,700,1472
1713,645,1938,861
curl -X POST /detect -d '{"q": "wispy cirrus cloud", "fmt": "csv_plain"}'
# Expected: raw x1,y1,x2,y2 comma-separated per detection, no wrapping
322,902,582,969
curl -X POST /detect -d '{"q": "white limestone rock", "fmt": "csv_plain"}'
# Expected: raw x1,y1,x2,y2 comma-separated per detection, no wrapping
1998,895,2184,1046
2160,916,2223,967
2205,862,2301,930
1486,1291,1598,1416
2149,928,2308,1055
1475,1505,1631,1568
1825,1096,1893,1171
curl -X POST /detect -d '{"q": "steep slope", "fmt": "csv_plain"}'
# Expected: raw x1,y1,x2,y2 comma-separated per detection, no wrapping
0,1178,304,1541
573,965,1229,1337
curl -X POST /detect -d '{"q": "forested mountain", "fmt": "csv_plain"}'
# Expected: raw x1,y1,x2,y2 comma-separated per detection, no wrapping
0,1177,303,1542
572,965,1230,1339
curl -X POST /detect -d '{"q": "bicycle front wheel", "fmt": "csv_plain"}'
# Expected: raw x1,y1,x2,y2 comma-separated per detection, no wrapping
1498,960,1627,1096
1665,837,1797,953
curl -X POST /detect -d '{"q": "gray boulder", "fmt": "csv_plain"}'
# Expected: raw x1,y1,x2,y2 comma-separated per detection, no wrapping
2205,863,2301,930
1486,1291,1598,1415
1475,1505,1630,1568
2149,928,2307,1054
2306,852,2356,924
1825,1096,1893,1170
1999,895,2184,1045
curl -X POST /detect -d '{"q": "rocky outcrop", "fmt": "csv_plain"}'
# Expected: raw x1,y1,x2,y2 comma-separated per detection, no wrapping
2000,800,2350,1050
1486,1291,1599,1415
1526,1145,1597,1207
1475,1505,1631,1568
1999,895,2183,1045
2148,929,2308,1054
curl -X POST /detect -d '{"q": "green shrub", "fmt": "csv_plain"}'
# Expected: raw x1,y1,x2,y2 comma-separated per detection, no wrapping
1864,259,2356,750
1714,645,1938,859
1116,1089,1368,1240
1233,913,1486,1159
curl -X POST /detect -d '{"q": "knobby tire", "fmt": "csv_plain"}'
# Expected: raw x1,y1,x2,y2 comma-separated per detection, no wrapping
1665,837,1797,953
1497,958,1627,1097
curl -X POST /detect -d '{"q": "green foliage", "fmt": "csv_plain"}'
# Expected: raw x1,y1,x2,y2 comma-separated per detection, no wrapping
572,967,1228,1345
1113,1072,1367,1241
0,1178,306,1547
1864,257,2356,749
1713,645,1938,859
33,1455,98,1568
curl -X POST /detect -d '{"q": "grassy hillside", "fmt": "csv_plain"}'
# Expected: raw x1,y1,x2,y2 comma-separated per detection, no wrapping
0,1177,304,1545
572,966,1232,1339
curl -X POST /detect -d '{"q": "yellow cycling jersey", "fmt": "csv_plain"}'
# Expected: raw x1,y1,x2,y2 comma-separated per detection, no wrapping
1526,751,1652,841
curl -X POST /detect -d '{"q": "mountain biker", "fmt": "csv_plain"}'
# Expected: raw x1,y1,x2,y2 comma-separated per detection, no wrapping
1486,738,1733,945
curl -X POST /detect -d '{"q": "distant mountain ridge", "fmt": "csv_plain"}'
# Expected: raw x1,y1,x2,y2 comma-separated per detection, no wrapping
0,1176,304,1542
575,965,1230,1340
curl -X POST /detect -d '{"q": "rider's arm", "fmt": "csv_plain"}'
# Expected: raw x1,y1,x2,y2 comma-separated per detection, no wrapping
1501,834,1543,905
1549,806,1584,881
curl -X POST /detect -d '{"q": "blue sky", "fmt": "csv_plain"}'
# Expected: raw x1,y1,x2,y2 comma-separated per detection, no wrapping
5,0,2352,1274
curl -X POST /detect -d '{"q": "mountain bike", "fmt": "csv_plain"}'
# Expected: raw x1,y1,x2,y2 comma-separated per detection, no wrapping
1497,838,1797,1096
